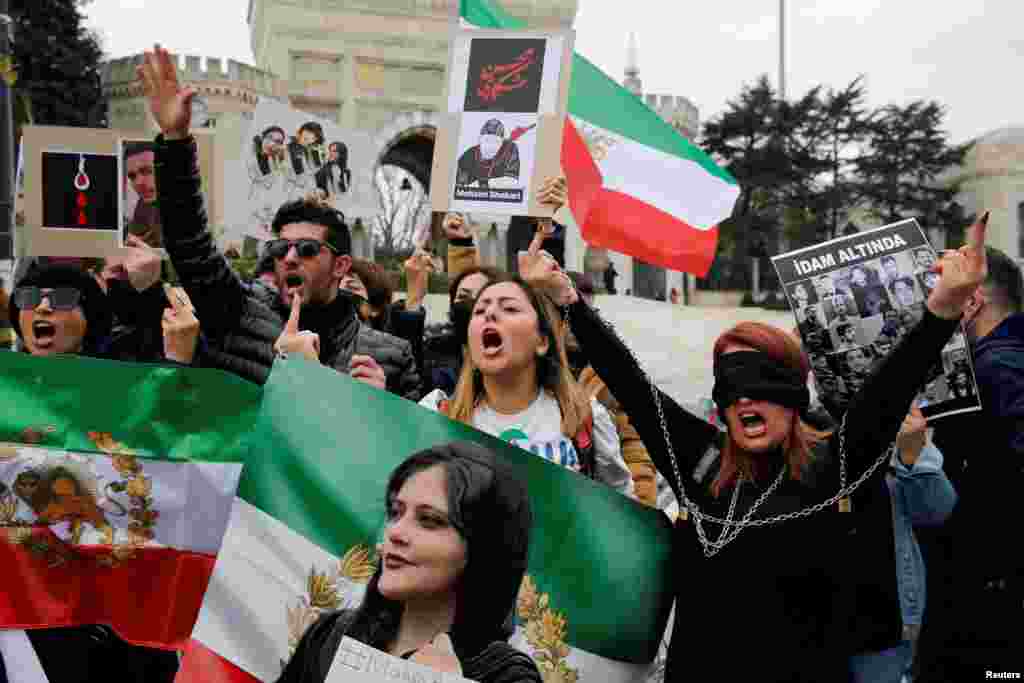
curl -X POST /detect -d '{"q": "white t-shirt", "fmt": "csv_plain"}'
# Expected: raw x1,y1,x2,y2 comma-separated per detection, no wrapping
420,389,635,499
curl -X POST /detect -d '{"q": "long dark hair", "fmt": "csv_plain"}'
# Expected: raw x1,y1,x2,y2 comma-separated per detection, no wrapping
253,126,286,176
346,442,532,657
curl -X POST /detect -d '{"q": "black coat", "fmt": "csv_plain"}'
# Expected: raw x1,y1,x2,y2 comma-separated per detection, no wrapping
276,611,540,683
154,136,420,397
566,299,958,682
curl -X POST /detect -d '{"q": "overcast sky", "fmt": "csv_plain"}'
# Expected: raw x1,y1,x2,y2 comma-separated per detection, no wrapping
83,0,1022,144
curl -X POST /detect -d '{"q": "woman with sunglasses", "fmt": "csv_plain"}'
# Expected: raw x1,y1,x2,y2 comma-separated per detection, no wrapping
520,216,990,682
3,263,185,680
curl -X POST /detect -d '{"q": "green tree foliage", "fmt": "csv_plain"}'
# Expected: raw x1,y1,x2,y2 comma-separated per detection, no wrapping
11,0,105,127
700,75,965,291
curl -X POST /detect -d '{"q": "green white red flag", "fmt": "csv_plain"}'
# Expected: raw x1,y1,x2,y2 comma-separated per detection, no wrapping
0,354,675,682
462,0,740,276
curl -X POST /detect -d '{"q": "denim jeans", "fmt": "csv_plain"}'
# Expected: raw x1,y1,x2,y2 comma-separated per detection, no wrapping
850,640,914,683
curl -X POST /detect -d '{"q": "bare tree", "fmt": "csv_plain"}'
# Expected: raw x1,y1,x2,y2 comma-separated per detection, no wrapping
373,164,430,263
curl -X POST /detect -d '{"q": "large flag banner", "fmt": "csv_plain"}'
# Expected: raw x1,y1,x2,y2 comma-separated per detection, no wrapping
0,353,260,649
181,359,675,683
461,0,739,276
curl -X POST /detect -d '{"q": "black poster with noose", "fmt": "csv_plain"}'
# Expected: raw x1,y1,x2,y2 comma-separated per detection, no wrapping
40,151,119,232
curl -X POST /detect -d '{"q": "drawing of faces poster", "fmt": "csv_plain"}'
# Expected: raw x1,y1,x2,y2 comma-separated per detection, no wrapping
772,219,982,420
225,99,377,242
444,32,566,215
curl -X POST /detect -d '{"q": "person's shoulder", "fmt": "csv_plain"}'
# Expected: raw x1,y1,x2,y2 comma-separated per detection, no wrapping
464,641,542,683
357,324,413,354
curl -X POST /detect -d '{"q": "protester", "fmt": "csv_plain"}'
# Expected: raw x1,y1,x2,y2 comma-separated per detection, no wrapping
137,46,419,395
277,441,541,683
920,242,1023,680
521,214,989,681
422,261,503,397
578,365,664,508
9,263,114,358
420,271,634,498
848,405,957,683
342,259,396,331
603,261,618,295
4,261,183,680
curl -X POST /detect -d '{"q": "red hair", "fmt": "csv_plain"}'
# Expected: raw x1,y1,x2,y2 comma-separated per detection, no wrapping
710,322,829,497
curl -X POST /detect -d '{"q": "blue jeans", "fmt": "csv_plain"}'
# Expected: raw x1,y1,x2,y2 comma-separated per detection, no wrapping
850,640,914,683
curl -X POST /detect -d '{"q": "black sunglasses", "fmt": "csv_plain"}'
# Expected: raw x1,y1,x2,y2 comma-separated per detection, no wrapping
265,238,338,260
14,287,83,311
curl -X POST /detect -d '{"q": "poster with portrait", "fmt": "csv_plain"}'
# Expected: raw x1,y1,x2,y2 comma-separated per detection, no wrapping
115,134,215,258
224,99,377,245
431,27,574,217
772,218,982,420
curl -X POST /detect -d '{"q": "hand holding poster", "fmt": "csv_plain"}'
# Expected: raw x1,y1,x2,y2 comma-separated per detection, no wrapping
431,27,574,217
772,219,982,420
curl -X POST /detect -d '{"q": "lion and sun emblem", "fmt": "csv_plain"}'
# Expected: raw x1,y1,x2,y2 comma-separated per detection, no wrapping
0,431,160,567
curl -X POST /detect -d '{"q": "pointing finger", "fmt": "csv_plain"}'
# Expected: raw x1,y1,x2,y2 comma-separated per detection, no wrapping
285,290,302,334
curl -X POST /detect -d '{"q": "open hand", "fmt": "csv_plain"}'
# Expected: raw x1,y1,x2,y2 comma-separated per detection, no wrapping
927,212,989,320
410,634,462,676
274,292,320,361
162,283,200,364
519,229,577,306
136,44,196,140
349,354,386,390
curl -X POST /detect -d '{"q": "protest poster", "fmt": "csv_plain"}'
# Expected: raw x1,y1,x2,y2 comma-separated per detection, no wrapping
117,132,216,254
19,126,218,259
21,126,123,258
772,219,982,420
430,27,573,217
224,99,377,244
327,637,472,683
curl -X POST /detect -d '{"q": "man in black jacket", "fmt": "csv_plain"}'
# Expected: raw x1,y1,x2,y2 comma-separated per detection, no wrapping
921,245,1023,680
139,46,419,396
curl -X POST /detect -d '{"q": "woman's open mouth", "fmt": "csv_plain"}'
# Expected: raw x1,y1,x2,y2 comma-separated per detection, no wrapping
738,411,767,438
481,328,504,357
31,321,57,346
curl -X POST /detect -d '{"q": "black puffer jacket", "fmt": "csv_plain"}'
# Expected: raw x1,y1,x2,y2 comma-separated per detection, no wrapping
154,135,420,397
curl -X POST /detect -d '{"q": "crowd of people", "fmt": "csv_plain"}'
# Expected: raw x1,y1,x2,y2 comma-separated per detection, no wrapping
0,45,1020,683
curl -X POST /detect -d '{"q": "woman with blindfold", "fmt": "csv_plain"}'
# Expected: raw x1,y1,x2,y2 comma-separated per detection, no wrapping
521,215,990,682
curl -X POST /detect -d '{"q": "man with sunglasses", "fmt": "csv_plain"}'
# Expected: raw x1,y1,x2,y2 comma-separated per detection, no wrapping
137,45,419,395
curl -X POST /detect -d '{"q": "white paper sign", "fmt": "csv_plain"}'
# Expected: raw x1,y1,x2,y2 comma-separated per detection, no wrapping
327,637,474,683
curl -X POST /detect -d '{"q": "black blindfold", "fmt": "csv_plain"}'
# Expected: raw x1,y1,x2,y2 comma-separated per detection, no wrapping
712,351,810,418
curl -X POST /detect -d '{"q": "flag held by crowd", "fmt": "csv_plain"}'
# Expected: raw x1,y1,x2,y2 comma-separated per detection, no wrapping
461,0,740,277
0,353,675,682
0,352,259,649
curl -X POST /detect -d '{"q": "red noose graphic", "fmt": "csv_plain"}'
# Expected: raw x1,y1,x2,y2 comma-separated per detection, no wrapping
74,155,91,226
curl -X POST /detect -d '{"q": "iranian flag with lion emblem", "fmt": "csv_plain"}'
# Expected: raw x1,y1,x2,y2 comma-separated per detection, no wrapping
0,353,674,683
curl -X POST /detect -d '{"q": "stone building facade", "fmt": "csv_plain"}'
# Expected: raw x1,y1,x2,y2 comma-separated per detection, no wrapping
100,2,710,300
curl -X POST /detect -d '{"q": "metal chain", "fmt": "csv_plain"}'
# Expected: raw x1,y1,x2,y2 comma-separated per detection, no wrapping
572,303,895,556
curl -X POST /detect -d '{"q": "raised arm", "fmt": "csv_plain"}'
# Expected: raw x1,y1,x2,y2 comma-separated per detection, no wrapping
841,214,989,471
138,45,247,338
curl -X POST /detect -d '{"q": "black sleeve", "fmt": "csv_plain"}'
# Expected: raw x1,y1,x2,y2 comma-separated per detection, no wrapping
388,302,427,385
838,308,960,473
155,135,248,339
567,299,719,498
276,611,348,683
